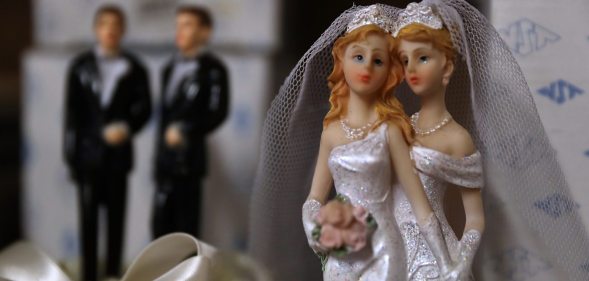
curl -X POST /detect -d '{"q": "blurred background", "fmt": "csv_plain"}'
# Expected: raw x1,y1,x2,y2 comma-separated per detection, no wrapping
1,0,588,279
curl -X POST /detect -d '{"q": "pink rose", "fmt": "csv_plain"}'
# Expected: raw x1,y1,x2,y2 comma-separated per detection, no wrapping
315,208,327,225
319,224,344,249
316,201,355,228
341,221,368,252
352,206,369,223
314,201,373,252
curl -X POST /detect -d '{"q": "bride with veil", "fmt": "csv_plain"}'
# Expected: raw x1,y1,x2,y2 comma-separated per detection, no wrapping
249,1,589,280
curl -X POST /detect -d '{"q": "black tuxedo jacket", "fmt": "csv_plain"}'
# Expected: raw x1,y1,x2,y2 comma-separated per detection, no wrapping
155,52,230,179
63,50,152,178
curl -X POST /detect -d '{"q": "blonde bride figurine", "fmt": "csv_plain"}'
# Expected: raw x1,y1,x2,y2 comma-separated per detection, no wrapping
392,2,484,280
249,4,460,280
392,1,589,280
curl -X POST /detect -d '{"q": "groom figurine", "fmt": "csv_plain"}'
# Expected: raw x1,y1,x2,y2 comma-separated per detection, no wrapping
152,5,230,239
63,5,152,281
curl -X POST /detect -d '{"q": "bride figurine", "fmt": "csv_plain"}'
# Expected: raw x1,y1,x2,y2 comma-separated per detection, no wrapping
250,1,589,280
391,2,484,280
250,4,457,281
392,1,589,280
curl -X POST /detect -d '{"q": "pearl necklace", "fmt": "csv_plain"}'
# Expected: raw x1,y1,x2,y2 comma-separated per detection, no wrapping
340,118,374,140
411,112,452,136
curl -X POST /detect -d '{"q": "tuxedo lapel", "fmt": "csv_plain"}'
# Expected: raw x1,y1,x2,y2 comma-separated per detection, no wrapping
179,72,200,101
165,56,200,107
79,55,103,110
102,63,130,110
167,77,188,110
98,53,131,112
167,66,200,110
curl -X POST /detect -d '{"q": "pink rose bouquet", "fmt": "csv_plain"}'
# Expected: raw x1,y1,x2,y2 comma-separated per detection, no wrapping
312,195,377,256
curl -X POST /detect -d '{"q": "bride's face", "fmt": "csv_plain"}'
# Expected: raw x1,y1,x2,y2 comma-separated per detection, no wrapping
342,34,390,97
397,39,448,96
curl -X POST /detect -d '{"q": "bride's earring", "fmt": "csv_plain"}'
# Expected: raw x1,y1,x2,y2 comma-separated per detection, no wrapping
442,77,449,85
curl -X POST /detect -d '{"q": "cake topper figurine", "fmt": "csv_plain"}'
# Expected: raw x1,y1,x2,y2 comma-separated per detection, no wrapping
64,5,151,280
152,5,230,240
250,4,460,280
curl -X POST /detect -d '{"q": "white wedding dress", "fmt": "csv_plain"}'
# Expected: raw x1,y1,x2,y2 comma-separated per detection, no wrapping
321,123,407,281
393,146,483,280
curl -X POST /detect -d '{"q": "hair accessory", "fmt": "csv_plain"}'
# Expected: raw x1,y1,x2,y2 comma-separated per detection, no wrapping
393,2,443,37
346,5,394,35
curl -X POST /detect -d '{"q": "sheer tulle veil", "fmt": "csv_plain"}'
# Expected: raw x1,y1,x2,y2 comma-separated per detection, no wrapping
248,1,589,280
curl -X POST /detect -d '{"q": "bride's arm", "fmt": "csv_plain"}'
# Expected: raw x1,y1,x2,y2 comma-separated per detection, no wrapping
451,131,485,236
460,189,484,266
437,189,484,280
461,190,484,236
306,129,334,204
302,128,334,253
387,124,454,275
452,131,485,278
387,125,432,223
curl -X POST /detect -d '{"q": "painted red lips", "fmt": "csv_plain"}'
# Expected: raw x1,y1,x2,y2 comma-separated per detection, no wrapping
359,74,372,83
408,76,420,85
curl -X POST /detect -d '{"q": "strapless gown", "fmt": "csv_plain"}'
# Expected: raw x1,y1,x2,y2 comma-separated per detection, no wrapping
323,123,407,281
